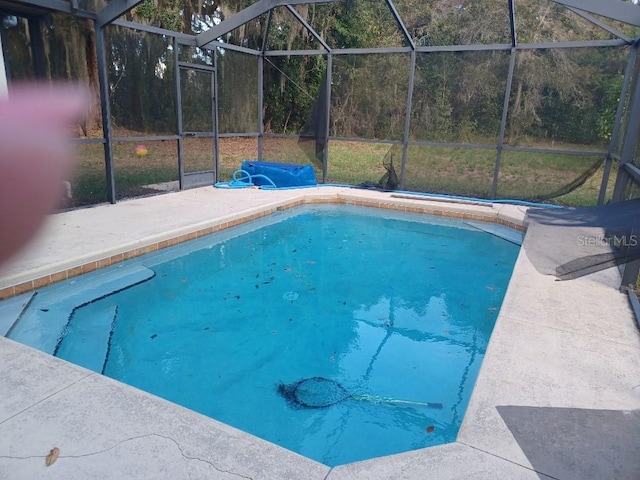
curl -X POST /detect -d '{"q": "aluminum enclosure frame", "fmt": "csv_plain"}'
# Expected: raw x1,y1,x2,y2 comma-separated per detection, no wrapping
0,0,639,210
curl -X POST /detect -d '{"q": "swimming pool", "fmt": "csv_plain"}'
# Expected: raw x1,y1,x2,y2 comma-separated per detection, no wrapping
6,204,520,466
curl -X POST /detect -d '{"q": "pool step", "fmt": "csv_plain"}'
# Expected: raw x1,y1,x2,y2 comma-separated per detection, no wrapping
0,291,36,337
6,265,155,354
464,221,524,246
54,304,118,373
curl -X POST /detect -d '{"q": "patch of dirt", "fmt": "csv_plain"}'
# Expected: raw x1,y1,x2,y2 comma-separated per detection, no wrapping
219,137,260,158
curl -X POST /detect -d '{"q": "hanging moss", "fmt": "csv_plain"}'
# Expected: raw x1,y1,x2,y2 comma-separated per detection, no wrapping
135,0,184,32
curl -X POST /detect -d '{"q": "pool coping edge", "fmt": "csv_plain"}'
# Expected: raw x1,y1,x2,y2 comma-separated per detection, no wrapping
0,191,526,300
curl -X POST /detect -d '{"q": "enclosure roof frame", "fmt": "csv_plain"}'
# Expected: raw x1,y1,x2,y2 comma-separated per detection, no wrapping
564,6,631,42
385,0,415,49
112,18,196,44
2,0,637,51
0,0,94,18
210,41,260,55
284,4,331,52
195,0,344,49
552,0,640,28
96,0,144,27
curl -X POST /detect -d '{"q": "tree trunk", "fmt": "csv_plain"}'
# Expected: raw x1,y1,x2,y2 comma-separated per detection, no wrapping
508,80,523,144
85,20,102,134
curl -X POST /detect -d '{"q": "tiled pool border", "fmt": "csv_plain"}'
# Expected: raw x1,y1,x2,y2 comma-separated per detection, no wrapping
0,195,523,300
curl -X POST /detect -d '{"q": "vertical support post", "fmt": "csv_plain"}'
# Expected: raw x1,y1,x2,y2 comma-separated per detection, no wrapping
210,68,216,178
601,44,638,204
612,48,640,202
258,53,264,160
257,12,270,161
492,0,518,199
621,258,640,291
507,0,518,47
0,29,9,97
174,37,185,190
28,18,46,79
213,48,220,182
262,11,272,52
492,48,517,199
322,53,332,183
598,155,614,205
400,50,416,190
95,24,117,203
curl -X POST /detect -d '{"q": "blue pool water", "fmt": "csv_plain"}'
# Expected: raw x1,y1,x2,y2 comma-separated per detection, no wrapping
7,205,520,466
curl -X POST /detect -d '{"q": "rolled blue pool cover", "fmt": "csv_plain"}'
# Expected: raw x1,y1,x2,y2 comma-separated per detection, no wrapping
241,160,317,187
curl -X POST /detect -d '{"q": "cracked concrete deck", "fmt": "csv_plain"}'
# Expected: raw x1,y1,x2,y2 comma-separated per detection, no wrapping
0,186,639,480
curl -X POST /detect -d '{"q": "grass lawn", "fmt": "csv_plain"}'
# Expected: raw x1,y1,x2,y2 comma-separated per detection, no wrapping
70,135,613,208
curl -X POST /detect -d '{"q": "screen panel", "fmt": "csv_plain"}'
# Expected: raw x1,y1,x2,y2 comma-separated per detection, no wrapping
496,151,604,204
106,25,176,136
218,136,259,181
403,145,495,198
505,47,626,151
410,51,509,144
113,140,179,200
217,48,259,134
325,140,392,186
331,53,410,141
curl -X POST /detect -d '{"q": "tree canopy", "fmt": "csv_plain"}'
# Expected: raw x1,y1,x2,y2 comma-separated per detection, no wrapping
2,0,635,145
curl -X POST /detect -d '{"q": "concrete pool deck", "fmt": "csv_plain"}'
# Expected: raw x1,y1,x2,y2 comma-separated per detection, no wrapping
0,186,638,479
